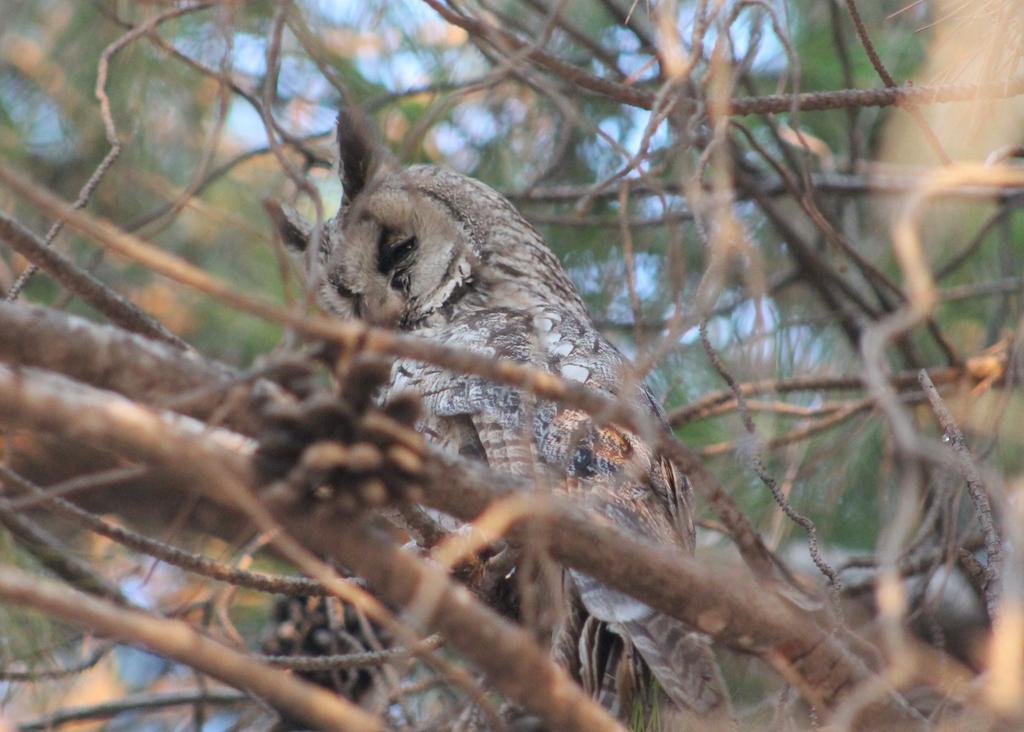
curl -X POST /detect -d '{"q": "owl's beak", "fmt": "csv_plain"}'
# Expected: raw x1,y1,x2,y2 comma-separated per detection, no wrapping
363,289,405,328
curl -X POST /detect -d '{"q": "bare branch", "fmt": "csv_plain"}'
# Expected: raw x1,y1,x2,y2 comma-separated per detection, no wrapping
0,364,622,732
0,563,381,731
419,0,1024,114
18,690,248,731
0,213,185,347
0,357,923,725
259,634,443,671
0,301,268,433
919,370,1002,619
0,465,328,598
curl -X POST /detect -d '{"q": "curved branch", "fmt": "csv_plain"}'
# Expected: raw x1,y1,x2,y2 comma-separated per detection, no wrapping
0,363,923,728
0,364,623,732
0,564,382,732
419,0,1024,115
18,690,247,731
0,301,266,433
0,213,184,347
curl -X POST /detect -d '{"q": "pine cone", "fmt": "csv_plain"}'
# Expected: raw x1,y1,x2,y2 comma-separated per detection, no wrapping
261,593,390,697
253,355,425,513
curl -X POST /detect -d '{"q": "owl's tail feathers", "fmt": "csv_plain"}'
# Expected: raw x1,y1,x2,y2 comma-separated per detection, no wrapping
621,615,733,727
570,571,733,726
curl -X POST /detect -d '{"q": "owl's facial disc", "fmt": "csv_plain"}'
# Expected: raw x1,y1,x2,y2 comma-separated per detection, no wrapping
274,113,478,328
320,182,474,328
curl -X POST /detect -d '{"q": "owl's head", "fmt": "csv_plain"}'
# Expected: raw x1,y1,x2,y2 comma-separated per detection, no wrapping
269,110,586,329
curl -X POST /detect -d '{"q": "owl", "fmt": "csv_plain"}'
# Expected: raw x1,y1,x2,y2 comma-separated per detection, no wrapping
273,111,729,727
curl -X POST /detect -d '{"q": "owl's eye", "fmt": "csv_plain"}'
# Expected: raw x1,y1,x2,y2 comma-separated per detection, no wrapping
390,271,410,293
377,234,417,274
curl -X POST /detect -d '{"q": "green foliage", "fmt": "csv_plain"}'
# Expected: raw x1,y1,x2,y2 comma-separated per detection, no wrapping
1,1,1021,726
628,675,662,732
0,0,1008,579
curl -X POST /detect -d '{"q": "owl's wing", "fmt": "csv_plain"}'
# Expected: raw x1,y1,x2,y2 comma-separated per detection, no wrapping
467,386,539,478
555,419,728,718
402,310,543,471
404,311,729,718
620,616,729,718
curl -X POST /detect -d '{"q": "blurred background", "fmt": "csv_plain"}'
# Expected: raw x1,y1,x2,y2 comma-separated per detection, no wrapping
1,0,1023,728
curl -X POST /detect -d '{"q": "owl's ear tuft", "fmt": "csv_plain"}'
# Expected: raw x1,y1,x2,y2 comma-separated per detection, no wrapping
264,199,312,253
336,108,380,204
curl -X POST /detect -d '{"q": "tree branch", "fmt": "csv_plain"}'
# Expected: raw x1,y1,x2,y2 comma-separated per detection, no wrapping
18,690,247,731
0,212,184,347
0,563,383,731
418,0,1024,114
0,301,265,433
0,364,623,732
0,360,923,727
919,369,1002,619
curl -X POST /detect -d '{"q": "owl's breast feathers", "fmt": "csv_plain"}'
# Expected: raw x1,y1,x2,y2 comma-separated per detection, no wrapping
389,307,694,550
389,307,726,717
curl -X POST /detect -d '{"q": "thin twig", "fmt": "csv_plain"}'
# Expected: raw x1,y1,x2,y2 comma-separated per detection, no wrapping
0,465,329,597
0,563,385,731
670,367,962,426
699,320,840,588
17,690,248,731
843,0,952,165
0,212,186,347
918,369,1002,620
699,398,874,457
0,643,112,682
260,634,443,671
6,1,216,299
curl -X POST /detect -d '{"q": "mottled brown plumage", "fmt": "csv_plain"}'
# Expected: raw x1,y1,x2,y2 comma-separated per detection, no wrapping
276,112,730,727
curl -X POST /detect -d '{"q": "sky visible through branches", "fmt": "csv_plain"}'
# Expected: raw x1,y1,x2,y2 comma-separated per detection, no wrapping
0,0,1023,729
